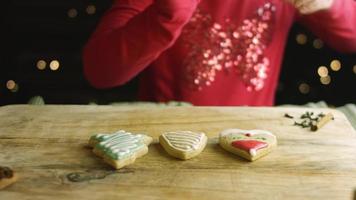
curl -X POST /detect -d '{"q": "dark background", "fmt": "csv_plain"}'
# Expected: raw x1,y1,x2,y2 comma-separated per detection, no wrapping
1,0,355,106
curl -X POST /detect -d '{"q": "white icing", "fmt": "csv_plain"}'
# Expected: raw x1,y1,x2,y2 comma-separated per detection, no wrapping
249,149,257,156
96,131,146,160
220,129,275,157
163,131,205,151
220,129,275,138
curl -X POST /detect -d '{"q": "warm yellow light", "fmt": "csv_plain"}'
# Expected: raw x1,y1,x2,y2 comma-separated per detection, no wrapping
50,60,60,71
313,39,323,49
317,66,328,77
299,83,310,94
320,76,331,85
330,60,341,71
36,60,46,70
6,80,16,90
6,80,19,92
353,65,356,74
86,5,96,15
67,8,78,18
296,34,307,45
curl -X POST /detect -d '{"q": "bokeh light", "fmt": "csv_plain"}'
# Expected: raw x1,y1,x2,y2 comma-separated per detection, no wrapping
86,5,96,15
6,80,16,90
330,60,341,71
6,80,19,92
298,83,310,94
67,8,78,18
296,34,307,45
313,39,323,49
50,60,60,71
320,76,331,85
36,60,46,70
317,66,328,77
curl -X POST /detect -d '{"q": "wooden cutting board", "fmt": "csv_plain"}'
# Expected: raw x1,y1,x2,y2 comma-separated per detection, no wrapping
0,105,356,200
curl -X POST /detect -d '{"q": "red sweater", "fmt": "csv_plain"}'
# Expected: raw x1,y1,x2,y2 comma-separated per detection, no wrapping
83,0,356,106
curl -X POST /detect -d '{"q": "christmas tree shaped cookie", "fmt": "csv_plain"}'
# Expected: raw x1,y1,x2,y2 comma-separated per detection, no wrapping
219,129,277,161
159,131,207,160
89,130,152,169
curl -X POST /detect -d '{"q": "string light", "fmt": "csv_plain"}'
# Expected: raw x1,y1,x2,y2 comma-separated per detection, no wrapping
86,5,96,15
313,39,323,49
50,60,60,71
6,80,16,90
36,60,46,70
6,80,19,92
330,59,341,71
317,66,328,77
296,34,307,45
320,76,331,85
298,83,310,94
67,8,78,18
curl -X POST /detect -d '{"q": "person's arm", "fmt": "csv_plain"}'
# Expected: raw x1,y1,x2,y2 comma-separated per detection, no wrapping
83,0,199,88
295,0,356,53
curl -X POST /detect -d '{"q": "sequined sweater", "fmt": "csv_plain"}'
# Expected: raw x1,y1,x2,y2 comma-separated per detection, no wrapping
83,0,356,106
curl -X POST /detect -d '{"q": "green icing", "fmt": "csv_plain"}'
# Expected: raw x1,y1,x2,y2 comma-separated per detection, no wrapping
94,133,145,160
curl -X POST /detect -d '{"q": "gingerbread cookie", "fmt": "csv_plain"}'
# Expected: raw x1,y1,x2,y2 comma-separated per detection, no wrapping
0,166,17,189
159,131,207,160
89,130,152,169
219,129,277,161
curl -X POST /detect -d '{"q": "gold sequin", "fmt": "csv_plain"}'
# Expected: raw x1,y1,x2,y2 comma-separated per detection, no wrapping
181,3,276,91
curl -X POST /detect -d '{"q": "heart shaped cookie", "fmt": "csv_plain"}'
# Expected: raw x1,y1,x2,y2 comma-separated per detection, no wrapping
219,129,277,161
159,131,207,160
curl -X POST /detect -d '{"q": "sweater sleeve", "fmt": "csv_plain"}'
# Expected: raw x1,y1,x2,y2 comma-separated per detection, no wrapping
83,0,199,88
296,0,356,53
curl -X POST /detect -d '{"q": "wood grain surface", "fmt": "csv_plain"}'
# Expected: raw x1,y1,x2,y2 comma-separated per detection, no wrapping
0,105,356,200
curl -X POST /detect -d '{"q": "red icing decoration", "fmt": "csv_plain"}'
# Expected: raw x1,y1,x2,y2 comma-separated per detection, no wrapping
245,133,252,137
231,140,268,154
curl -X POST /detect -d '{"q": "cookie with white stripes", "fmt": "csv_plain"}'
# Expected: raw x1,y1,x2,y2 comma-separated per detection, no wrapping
219,129,277,161
90,130,152,169
159,131,207,160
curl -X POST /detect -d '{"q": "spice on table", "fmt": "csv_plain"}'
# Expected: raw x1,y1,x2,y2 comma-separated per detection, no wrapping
284,113,294,119
310,113,334,132
0,167,13,179
0,166,17,190
284,111,334,132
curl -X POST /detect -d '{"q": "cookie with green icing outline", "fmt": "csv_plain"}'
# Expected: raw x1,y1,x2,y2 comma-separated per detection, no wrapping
219,129,277,161
159,131,207,160
89,130,152,169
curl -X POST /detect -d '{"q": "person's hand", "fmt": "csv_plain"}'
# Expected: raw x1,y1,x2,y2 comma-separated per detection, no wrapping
285,0,334,15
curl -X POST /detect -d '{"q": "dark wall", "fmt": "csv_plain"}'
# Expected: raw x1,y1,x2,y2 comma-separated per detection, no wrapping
1,0,139,105
278,25,356,106
1,1,355,106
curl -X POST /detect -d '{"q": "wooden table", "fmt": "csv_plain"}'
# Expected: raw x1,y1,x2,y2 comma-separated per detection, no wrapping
1,105,356,200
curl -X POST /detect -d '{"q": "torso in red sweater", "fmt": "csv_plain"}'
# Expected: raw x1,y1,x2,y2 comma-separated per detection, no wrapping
83,0,356,106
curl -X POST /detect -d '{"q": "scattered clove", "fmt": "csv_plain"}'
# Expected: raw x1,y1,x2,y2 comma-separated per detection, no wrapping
284,113,294,119
285,111,334,131
0,167,14,180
